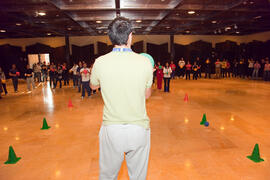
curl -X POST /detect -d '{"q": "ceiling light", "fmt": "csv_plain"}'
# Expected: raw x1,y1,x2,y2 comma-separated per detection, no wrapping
176,13,180,16
67,27,72,30
0,29,6,33
236,31,240,34
96,20,102,24
16,23,22,26
136,20,142,23
38,12,46,16
166,26,170,29
47,33,52,35
211,20,217,24
161,0,165,2
249,1,254,4
254,16,262,19
188,11,195,15
96,26,107,30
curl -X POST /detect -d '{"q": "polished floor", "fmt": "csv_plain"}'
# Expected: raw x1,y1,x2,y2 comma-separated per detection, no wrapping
0,77,270,180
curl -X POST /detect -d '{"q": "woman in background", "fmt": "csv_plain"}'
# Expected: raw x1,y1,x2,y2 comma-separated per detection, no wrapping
163,62,172,92
192,61,198,80
155,62,163,90
185,61,192,80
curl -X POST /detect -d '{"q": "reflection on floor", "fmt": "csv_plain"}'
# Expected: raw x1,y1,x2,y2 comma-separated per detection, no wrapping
0,78,270,180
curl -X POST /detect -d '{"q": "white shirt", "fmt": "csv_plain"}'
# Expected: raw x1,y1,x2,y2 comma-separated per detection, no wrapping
178,60,185,68
163,67,172,78
70,65,78,75
80,68,91,82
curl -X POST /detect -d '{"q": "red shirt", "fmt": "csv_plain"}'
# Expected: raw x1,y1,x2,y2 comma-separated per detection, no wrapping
186,64,192,70
170,64,176,71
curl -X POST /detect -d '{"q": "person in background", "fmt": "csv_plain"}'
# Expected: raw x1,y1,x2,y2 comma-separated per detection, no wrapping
41,62,48,82
226,60,231,78
49,64,56,88
252,61,261,80
77,61,83,92
205,58,211,79
185,61,192,80
264,60,270,81
169,61,176,79
248,59,254,79
239,59,245,79
9,64,19,92
215,59,221,79
33,63,41,82
163,62,172,92
62,63,69,86
221,59,227,78
80,62,91,98
0,75,2,99
192,61,199,80
155,62,163,90
232,59,238,78
260,59,265,78
195,57,202,78
25,64,35,91
0,67,8,95
70,63,79,88
178,58,185,79
55,65,63,88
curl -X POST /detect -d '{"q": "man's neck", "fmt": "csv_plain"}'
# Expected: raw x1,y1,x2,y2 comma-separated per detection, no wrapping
114,45,130,49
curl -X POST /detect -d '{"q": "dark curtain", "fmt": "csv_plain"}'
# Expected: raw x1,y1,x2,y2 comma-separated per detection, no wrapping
0,44,24,78
147,43,169,65
132,41,144,53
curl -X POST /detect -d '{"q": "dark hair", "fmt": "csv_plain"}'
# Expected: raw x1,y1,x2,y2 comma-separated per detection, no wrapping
108,17,132,46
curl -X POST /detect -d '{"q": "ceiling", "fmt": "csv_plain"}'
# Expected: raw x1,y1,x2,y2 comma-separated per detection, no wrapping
0,0,270,38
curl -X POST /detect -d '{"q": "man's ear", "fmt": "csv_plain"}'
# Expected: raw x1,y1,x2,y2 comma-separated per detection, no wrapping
128,32,133,46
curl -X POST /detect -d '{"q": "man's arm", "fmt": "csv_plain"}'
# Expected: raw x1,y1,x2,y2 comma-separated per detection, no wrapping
90,61,100,90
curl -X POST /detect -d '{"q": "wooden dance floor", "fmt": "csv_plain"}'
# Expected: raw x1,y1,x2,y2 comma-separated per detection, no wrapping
0,78,270,180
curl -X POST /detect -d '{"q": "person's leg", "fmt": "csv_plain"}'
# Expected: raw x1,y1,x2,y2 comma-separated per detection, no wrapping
26,78,31,91
163,78,166,92
255,70,259,79
167,78,170,92
126,129,150,180
81,81,86,97
31,77,35,89
59,79,62,88
86,81,91,96
185,71,188,80
78,77,81,92
14,79,18,92
2,83,7,94
99,126,125,180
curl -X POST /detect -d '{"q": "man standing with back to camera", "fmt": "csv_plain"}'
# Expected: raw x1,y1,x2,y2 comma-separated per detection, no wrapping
90,17,153,180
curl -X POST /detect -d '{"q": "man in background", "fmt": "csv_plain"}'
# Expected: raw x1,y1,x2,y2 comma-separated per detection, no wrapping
90,17,153,180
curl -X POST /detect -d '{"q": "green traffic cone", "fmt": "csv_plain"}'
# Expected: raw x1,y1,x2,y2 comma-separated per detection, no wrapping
200,114,207,125
247,144,264,163
4,146,21,164
41,117,51,130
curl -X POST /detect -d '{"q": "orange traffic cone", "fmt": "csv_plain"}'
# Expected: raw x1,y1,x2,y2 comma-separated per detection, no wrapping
184,93,188,102
68,99,73,108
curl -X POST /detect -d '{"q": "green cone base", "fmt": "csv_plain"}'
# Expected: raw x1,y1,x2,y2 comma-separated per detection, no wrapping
247,156,264,163
4,157,21,164
41,126,51,130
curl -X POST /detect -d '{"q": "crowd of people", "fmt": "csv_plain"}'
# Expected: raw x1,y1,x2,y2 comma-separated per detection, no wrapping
0,61,98,99
0,56,270,99
154,57,270,93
